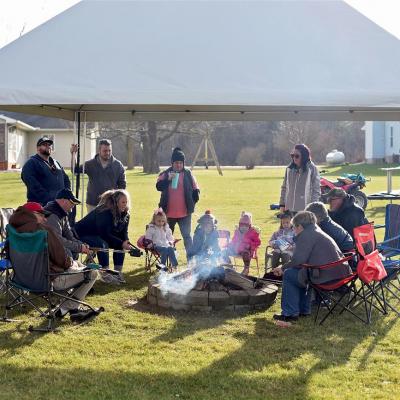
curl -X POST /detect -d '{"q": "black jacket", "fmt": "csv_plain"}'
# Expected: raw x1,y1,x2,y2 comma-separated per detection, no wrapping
319,216,354,252
76,155,126,206
74,208,129,249
21,154,70,206
328,195,368,239
156,167,199,215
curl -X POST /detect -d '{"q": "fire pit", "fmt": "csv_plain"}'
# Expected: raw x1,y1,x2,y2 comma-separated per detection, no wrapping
147,266,278,312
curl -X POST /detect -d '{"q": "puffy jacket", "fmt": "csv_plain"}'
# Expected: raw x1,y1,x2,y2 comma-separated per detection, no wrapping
279,161,320,212
230,227,261,254
156,167,200,215
283,223,352,286
188,226,220,259
75,208,129,249
145,223,174,247
21,154,70,206
319,216,354,252
328,194,368,239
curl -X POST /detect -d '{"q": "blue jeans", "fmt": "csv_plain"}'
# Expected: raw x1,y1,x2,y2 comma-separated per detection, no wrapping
79,235,125,269
168,215,192,255
281,267,312,317
154,245,178,267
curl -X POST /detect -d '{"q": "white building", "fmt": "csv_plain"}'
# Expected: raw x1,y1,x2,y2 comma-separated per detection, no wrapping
364,121,400,164
0,115,96,170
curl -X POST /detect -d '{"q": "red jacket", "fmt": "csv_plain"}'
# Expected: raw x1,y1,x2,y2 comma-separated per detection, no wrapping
230,227,261,254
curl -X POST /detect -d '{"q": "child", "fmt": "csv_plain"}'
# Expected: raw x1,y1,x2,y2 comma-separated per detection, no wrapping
145,208,178,271
188,210,220,260
264,211,294,279
227,211,261,275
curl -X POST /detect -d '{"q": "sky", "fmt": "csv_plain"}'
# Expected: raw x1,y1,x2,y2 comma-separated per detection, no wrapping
0,0,399,49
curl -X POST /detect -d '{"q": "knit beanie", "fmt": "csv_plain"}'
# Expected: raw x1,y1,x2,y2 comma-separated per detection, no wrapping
239,211,252,226
171,147,185,163
197,209,217,226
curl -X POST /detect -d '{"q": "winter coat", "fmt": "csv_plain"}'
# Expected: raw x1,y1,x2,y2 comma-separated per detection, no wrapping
145,223,174,247
188,226,220,259
279,161,320,212
283,223,352,286
230,226,261,255
156,167,200,216
328,194,368,239
44,201,83,254
21,154,71,206
76,155,126,206
319,216,354,252
75,208,129,250
8,207,71,275
269,227,295,250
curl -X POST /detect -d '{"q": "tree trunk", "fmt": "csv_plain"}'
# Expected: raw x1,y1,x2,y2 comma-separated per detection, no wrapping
142,122,160,174
127,136,135,170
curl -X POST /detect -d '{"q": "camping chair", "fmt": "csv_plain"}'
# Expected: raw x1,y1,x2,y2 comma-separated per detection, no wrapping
262,246,284,285
376,204,400,315
3,225,104,332
137,235,180,273
233,247,261,277
0,208,14,241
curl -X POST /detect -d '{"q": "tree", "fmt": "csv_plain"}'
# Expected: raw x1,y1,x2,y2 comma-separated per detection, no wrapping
236,144,267,169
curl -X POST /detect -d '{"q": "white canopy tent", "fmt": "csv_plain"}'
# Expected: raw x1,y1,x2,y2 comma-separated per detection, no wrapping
0,0,400,122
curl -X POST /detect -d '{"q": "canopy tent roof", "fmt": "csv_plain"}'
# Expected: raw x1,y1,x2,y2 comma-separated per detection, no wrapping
0,0,400,121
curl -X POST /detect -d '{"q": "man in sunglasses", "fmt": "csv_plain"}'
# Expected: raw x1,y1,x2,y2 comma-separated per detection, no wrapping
44,189,90,260
21,137,71,206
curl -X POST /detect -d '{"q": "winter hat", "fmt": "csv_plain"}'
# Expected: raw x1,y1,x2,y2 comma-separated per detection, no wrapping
239,211,252,226
197,209,217,226
171,147,185,163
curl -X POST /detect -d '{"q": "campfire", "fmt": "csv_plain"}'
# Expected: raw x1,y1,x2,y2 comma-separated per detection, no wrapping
147,260,278,312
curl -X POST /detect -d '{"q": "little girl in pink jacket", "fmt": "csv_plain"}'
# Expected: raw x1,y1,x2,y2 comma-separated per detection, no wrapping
227,211,261,275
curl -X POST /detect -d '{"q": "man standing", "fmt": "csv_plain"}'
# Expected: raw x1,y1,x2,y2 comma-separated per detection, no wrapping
156,147,200,255
70,139,126,212
327,188,368,239
21,137,71,206
44,188,91,259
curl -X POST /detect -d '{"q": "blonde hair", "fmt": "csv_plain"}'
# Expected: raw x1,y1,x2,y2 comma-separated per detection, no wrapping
97,189,130,224
150,208,167,230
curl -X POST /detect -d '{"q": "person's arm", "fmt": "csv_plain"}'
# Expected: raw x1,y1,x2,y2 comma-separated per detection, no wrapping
191,173,200,203
21,160,52,204
250,230,261,252
283,235,314,269
279,168,288,212
156,171,169,191
117,163,127,189
63,168,71,190
45,227,71,271
46,215,82,253
166,225,174,243
310,163,321,202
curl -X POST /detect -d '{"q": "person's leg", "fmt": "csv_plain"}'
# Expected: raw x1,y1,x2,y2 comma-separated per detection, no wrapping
167,217,177,234
154,246,169,265
241,250,251,275
79,235,109,267
299,285,312,315
177,215,193,254
167,246,178,267
271,250,281,268
281,267,303,317
113,251,125,272
281,252,291,265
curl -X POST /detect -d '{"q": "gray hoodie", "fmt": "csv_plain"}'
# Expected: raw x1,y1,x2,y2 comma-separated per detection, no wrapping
279,161,320,212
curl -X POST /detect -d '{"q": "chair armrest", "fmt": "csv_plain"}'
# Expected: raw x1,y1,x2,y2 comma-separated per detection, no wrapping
301,254,353,270
374,224,385,229
47,270,89,277
379,233,400,246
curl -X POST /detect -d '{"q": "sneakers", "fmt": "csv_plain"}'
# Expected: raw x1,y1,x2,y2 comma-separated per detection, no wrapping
69,309,99,323
116,272,126,284
100,271,121,284
273,314,298,323
156,263,168,272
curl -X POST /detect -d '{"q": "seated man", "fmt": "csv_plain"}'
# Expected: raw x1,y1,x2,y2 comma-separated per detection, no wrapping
44,189,90,259
9,202,99,323
327,188,368,239
305,201,354,253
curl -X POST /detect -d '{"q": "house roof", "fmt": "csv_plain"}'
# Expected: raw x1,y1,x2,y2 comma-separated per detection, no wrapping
0,0,400,121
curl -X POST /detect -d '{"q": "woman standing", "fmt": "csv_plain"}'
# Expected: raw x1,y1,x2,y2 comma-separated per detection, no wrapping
75,189,133,283
279,144,320,214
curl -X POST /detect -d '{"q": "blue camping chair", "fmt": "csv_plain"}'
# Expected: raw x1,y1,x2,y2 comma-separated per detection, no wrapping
3,225,104,332
376,204,400,316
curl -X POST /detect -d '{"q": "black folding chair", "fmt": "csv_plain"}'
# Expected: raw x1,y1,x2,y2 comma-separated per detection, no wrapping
3,225,104,332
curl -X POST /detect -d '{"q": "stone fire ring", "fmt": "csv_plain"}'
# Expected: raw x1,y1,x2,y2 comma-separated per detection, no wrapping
147,279,279,312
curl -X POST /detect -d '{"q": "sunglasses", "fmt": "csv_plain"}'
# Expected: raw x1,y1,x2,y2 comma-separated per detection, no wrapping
290,153,300,159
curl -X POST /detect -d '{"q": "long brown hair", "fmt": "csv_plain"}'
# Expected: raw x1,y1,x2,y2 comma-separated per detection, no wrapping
97,189,130,225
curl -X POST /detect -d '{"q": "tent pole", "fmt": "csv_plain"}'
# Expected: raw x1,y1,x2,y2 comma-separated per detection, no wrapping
81,112,87,218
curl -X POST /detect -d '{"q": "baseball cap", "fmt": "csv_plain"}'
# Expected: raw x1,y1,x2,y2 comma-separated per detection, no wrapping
37,137,54,147
327,188,347,201
55,189,81,204
22,202,51,216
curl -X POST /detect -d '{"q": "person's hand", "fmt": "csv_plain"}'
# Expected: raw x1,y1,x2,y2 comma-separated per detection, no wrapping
122,240,133,251
81,243,90,254
168,172,176,181
272,266,283,276
70,144,79,154
279,206,285,214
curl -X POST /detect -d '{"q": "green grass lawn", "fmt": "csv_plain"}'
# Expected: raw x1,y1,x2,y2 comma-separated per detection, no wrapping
0,165,399,400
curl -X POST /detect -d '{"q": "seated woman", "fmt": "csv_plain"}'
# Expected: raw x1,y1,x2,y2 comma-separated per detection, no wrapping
272,211,352,326
187,210,220,260
75,189,133,284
